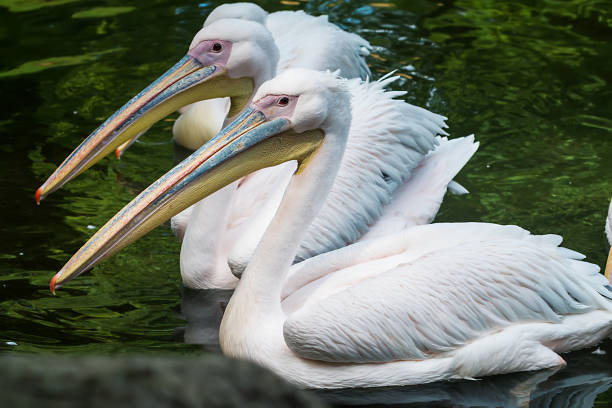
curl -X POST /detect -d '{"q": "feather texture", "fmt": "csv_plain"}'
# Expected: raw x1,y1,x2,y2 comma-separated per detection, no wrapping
267,11,371,80
283,223,612,363
294,75,445,261
359,134,478,239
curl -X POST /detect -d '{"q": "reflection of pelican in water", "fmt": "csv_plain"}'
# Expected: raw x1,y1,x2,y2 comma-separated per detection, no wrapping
174,288,231,352
315,341,612,407
52,70,612,388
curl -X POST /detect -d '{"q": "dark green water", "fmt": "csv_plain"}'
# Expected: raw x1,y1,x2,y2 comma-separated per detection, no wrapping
0,0,611,406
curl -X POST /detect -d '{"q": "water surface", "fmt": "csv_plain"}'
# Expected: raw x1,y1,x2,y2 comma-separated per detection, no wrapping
0,0,611,406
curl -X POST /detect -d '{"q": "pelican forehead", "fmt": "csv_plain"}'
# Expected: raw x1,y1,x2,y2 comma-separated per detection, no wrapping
189,19,272,50
254,69,346,101
203,3,268,27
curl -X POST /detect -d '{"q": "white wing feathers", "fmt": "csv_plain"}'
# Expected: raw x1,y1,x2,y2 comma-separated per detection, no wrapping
283,223,531,301
295,76,446,261
267,11,371,80
359,135,478,240
284,224,612,363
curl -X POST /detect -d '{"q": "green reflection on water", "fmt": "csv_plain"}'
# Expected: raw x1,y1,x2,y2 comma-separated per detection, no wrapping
0,48,123,78
0,0,79,13
421,0,612,269
72,6,136,19
0,0,611,405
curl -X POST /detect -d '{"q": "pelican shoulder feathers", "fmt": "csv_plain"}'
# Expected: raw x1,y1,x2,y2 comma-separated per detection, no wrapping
267,11,371,79
358,134,478,239
295,74,445,261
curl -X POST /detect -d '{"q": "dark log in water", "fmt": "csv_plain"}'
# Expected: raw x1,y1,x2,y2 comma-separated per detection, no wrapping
0,354,327,408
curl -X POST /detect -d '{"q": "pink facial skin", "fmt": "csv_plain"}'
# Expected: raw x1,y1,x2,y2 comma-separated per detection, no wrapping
253,94,299,121
188,40,233,67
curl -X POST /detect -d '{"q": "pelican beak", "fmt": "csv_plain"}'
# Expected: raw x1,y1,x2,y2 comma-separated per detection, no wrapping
50,108,324,292
36,53,254,203
605,246,612,284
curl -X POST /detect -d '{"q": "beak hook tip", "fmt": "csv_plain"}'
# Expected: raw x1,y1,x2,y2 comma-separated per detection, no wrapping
115,147,122,160
35,188,42,205
50,274,58,295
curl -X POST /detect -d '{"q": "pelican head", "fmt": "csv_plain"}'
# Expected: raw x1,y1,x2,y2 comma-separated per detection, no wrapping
36,18,279,203
50,69,350,291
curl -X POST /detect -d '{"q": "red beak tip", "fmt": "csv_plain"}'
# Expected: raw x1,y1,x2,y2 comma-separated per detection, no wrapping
50,275,57,295
35,188,42,205
115,148,121,160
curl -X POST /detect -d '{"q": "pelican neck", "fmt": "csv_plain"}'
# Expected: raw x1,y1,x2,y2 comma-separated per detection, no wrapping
220,122,349,356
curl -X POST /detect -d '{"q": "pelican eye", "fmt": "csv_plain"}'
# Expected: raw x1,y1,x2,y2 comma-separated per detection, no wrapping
211,42,223,52
278,97,289,106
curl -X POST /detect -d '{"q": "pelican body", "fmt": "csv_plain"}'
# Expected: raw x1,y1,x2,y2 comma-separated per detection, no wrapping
51,70,612,388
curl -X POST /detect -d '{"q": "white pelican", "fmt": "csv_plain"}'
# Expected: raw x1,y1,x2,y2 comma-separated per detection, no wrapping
36,11,476,289
50,70,612,388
